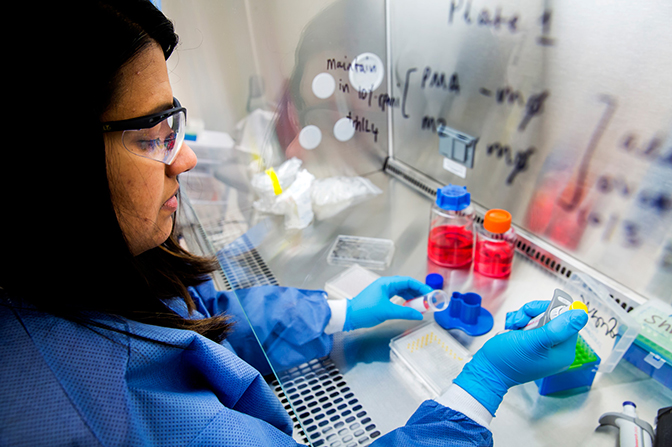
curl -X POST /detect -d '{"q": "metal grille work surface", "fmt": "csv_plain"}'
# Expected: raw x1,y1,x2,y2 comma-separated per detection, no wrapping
271,357,382,447
216,233,278,290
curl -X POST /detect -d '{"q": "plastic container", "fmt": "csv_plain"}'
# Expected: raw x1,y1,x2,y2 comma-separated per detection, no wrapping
389,322,472,397
474,209,516,278
324,264,379,300
326,235,395,270
624,344,671,390
564,273,640,374
535,335,601,395
623,299,672,389
427,185,475,268
404,290,449,313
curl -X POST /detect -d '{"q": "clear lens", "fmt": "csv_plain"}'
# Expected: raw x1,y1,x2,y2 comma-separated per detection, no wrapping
121,110,186,164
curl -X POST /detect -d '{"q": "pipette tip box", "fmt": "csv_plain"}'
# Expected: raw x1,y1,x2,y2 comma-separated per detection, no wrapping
389,322,471,397
535,335,601,395
622,299,672,390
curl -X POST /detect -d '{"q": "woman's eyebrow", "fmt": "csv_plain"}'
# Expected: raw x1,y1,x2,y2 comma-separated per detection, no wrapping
146,99,176,115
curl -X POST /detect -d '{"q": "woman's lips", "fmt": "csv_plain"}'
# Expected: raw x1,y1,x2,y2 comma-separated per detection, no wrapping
162,194,178,212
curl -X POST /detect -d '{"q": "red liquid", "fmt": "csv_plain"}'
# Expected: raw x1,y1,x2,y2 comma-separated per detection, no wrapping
474,239,514,278
427,226,474,268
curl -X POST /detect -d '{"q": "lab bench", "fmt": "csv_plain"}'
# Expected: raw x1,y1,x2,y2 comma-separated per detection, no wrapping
179,166,672,447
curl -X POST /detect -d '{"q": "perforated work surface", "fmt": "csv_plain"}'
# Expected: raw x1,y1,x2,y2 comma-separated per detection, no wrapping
216,233,278,290
271,357,381,447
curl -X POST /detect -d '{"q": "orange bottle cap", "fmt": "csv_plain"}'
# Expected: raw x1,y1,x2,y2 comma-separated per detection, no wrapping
483,209,512,234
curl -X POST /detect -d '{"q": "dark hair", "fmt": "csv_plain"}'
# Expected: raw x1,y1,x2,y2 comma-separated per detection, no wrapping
2,0,232,342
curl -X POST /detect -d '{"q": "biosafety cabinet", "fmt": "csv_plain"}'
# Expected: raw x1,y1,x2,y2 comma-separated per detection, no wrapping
164,1,672,445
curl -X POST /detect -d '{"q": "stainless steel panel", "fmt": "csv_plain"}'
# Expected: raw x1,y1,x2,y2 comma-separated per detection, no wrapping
388,0,672,303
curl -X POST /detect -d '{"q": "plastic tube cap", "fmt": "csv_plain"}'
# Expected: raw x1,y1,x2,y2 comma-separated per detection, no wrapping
425,273,444,290
569,301,588,313
483,209,512,234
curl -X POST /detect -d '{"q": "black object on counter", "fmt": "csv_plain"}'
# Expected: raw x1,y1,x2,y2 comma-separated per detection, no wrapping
654,406,672,447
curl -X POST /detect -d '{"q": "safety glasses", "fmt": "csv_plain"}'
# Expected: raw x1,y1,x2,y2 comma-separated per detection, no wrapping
101,98,187,165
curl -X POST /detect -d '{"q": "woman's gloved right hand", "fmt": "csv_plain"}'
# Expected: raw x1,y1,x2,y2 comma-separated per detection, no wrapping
344,276,433,331
453,301,589,415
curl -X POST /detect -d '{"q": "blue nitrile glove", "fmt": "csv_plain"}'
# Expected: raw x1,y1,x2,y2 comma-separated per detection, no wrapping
344,276,434,331
504,300,551,329
453,302,589,415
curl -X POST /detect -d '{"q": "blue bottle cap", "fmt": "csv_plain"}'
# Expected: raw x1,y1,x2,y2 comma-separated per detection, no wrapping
425,273,444,290
436,184,470,211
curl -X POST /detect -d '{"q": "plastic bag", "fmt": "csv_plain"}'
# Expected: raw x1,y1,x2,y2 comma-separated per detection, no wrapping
252,159,315,230
251,157,303,211
252,161,382,229
277,169,315,230
311,176,383,220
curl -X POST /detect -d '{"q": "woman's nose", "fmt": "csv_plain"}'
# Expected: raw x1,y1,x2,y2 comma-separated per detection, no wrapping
167,142,197,176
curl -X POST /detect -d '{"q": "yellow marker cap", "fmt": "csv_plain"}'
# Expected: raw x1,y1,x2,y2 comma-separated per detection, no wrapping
265,168,283,196
569,301,588,314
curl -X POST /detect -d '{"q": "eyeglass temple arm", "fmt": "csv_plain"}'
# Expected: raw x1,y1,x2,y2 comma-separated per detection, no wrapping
101,98,185,133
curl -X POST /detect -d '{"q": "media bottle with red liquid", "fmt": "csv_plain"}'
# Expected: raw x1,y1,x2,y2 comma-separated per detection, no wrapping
427,185,475,268
474,209,516,278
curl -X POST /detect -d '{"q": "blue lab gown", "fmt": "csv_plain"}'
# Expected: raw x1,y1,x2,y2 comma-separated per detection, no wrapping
0,280,493,446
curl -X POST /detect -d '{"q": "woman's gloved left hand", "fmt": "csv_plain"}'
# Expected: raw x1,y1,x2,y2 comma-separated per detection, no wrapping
343,276,434,331
453,301,589,415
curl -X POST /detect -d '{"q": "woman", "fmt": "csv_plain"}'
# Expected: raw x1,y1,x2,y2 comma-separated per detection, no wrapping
1,1,587,445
